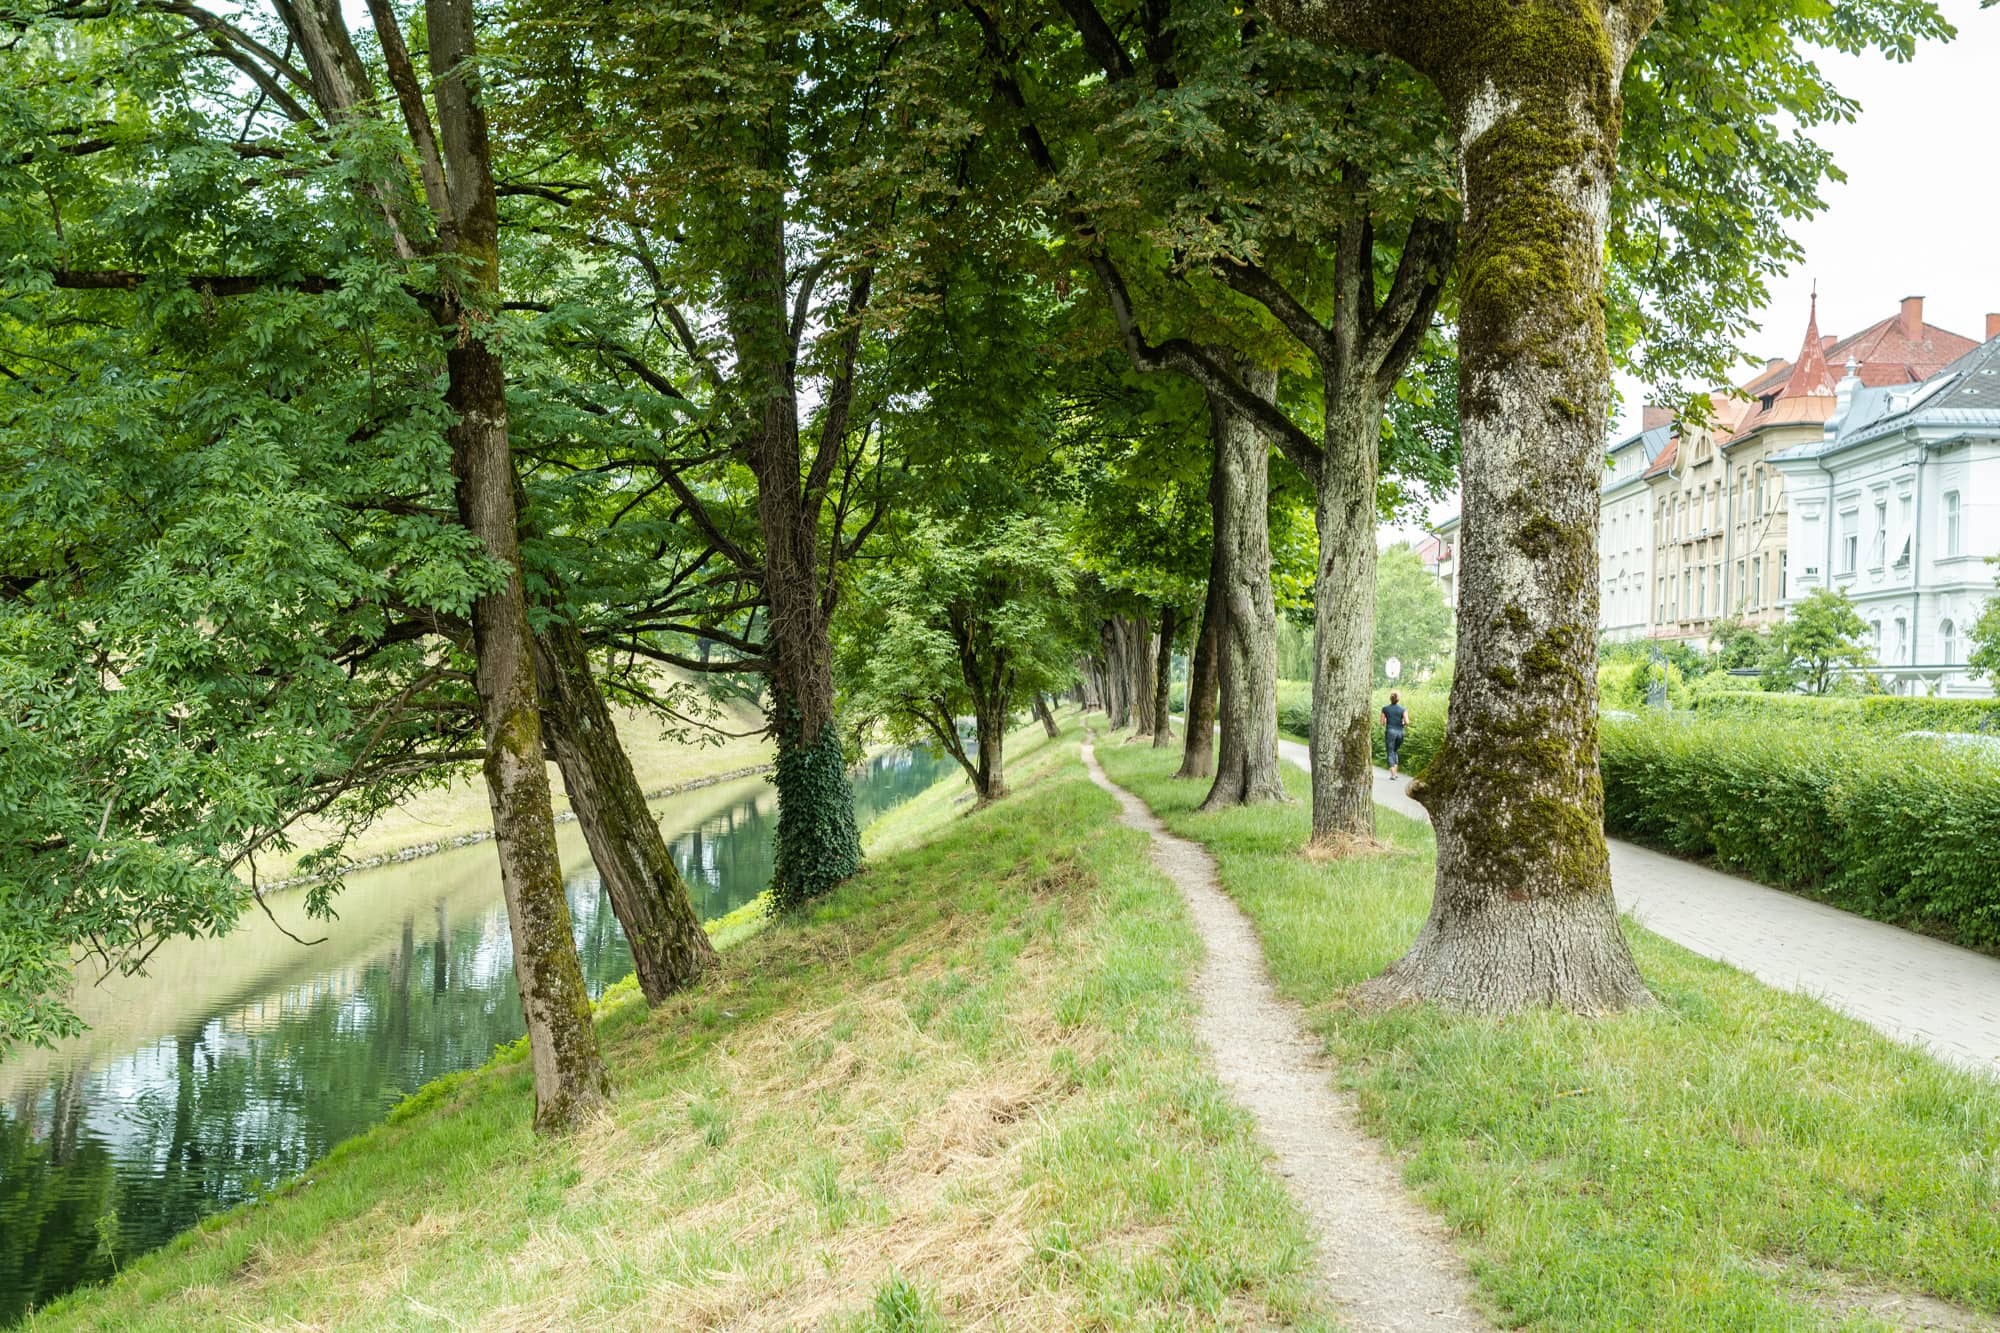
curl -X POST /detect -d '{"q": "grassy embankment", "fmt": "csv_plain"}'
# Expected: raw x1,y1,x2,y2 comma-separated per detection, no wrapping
31,717,1332,1331
1096,740,2000,1331
264,683,774,879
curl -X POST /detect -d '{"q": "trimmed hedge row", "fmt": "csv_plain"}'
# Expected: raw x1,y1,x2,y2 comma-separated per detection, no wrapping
1695,691,2000,733
1600,716,2000,950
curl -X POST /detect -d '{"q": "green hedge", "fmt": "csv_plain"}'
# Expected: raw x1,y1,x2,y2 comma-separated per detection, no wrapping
1272,679,1449,776
1694,691,2000,733
1601,716,2000,950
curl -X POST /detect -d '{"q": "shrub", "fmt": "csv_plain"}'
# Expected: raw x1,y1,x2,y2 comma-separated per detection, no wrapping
1600,716,2000,950
1694,692,2000,734
1276,678,1313,737
1599,658,1690,711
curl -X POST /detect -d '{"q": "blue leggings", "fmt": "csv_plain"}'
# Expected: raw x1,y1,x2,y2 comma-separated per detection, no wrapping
1385,729,1405,767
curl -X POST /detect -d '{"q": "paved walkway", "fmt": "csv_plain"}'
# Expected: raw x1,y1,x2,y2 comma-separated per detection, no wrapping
1274,738,2000,1080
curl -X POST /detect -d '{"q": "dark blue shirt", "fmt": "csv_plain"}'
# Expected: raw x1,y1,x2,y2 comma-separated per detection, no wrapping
1382,703,1406,732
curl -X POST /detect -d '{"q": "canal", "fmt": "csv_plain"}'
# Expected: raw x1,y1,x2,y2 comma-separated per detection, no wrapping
0,748,950,1323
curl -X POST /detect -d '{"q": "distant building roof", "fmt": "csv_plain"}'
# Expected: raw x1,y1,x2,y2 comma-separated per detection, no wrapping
1731,297,1978,446
1643,433,1679,479
1772,334,2000,463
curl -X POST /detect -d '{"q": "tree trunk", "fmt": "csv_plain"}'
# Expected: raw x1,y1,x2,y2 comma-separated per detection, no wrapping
1176,456,1228,780
429,0,607,1130
731,118,861,915
973,691,1007,800
1200,368,1288,810
1102,623,1130,729
1308,389,1383,846
534,620,717,1003
1150,604,1178,748
1127,616,1157,738
1033,692,1060,739
1291,1,1657,1012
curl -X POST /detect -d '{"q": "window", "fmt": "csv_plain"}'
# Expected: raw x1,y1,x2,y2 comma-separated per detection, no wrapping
1871,499,1887,567
1714,565,1723,615
1942,619,1957,663
1945,491,1962,556
1894,617,1907,664
1840,509,1859,575
1780,551,1789,598
1737,560,1747,607
1751,555,1763,610
1755,468,1766,515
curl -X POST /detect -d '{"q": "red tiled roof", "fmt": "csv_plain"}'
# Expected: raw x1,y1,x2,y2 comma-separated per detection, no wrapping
1780,295,1835,400
1740,308,1977,403
1721,299,1979,444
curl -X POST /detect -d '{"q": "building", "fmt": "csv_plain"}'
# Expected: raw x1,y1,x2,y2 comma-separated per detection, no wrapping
1431,515,1460,610
1425,295,1991,652
1644,295,1981,644
1769,330,2000,696
1599,416,1672,640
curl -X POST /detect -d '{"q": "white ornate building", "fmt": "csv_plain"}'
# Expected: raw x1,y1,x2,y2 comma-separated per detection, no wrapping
1770,335,2000,696
1598,419,1672,641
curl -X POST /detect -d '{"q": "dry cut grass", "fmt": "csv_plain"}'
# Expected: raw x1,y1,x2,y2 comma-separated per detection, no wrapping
34,719,1331,1332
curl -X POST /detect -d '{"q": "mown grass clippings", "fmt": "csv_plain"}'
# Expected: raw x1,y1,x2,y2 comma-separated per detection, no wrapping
31,713,1331,1332
1097,740,2000,1333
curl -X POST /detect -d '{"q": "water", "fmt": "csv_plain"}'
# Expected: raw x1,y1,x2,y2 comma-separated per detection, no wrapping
0,749,949,1323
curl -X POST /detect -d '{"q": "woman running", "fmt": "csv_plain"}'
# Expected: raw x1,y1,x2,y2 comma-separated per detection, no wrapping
1380,692,1408,781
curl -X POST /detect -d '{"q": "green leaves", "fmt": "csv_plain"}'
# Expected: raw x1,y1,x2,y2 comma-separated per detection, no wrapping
1759,587,1874,695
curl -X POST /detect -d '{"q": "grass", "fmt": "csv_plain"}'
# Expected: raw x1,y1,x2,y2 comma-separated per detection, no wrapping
31,716,1332,1332
1095,740,2000,1332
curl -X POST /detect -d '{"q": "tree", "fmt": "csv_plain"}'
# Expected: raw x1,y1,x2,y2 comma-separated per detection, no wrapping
839,515,1083,801
1710,617,1768,672
1373,544,1454,684
1267,0,1946,1012
967,2,1456,842
497,0,985,914
1970,590,2000,685
1268,0,1663,1011
0,0,613,1122
1762,589,1873,695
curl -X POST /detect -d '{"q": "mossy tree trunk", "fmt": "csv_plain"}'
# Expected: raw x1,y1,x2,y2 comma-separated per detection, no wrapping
534,620,717,1003
1272,0,1657,1011
1150,604,1178,748
428,0,609,1128
1199,369,1288,811
1309,387,1383,845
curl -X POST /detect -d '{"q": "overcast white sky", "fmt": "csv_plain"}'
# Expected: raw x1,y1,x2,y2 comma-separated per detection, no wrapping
1393,0,2000,539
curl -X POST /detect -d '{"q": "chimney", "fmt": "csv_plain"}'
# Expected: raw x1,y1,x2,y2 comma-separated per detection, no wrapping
1821,335,1837,351
1900,295,1924,340
1987,312,2000,342
1641,403,1674,431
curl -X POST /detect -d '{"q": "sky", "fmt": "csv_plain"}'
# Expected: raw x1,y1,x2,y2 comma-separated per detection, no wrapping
1392,0,2000,540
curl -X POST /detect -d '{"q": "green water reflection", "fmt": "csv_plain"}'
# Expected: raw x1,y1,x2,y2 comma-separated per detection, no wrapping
0,748,947,1323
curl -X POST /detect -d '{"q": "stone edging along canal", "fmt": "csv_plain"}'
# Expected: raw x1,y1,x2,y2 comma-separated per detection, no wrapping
259,762,778,893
